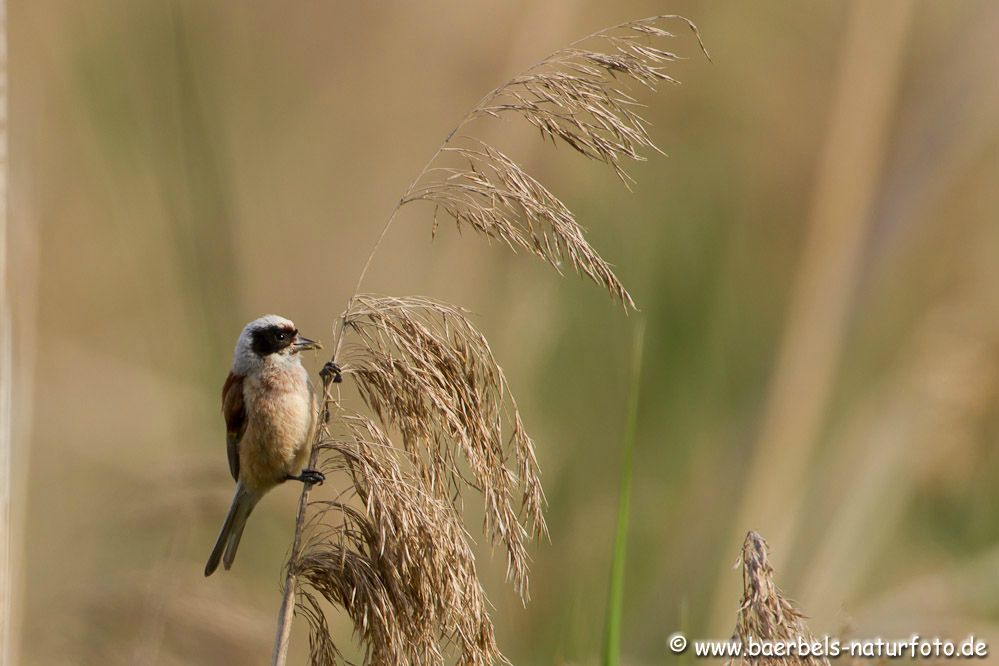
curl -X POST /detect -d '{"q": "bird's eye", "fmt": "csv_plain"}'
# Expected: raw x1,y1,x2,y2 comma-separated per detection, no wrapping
275,332,287,341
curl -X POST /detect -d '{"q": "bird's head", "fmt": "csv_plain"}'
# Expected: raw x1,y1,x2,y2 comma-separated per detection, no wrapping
232,315,321,373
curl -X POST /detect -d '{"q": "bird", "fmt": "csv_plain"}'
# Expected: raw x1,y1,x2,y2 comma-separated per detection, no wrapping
205,315,324,576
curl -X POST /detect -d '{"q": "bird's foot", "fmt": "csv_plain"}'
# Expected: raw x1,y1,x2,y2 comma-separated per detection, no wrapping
320,361,343,384
289,469,325,486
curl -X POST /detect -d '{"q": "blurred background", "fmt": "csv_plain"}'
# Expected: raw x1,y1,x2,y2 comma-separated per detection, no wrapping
6,0,999,664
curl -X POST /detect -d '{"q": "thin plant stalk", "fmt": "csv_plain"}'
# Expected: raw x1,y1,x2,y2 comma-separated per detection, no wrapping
272,368,340,666
602,320,645,666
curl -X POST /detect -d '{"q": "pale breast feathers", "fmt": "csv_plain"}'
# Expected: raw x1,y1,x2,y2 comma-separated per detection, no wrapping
247,371,314,448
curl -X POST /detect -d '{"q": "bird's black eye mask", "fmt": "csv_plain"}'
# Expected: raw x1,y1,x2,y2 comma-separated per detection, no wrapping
251,325,298,356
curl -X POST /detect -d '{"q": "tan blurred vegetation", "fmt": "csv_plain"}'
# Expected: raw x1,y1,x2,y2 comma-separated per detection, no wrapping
6,1,999,664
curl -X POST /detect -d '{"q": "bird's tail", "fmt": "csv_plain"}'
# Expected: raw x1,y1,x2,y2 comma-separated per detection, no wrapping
205,482,262,576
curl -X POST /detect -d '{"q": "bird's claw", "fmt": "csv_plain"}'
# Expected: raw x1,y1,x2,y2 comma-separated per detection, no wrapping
292,469,325,486
321,361,343,384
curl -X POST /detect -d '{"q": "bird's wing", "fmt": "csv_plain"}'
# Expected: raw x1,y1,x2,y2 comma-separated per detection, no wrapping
221,371,247,482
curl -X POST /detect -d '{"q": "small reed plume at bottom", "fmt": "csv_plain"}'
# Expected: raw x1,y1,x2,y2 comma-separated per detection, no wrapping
729,531,829,666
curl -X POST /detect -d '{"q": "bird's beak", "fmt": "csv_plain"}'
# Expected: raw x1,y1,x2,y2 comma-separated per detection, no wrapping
292,335,322,353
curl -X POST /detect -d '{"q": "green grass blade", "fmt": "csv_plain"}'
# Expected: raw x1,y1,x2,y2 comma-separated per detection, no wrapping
602,320,646,666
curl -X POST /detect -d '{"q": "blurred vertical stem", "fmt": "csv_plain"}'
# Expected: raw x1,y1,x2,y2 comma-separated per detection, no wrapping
602,320,645,666
167,4,239,361
0,1,10,663
710,0,913,632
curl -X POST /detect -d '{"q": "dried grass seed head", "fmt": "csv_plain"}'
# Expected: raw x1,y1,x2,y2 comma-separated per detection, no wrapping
297,412,501,666
731,532,829,666
401,15,707,309
336,295,545,597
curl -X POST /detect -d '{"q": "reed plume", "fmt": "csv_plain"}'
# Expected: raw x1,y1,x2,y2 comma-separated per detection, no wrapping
272,15,705,665
401,15,706,308
340,296,544,593
297,412,496,665
729,532,829,666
